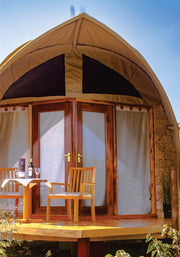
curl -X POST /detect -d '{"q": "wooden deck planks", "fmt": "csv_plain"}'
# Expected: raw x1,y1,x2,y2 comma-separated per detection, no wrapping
12,218,170,242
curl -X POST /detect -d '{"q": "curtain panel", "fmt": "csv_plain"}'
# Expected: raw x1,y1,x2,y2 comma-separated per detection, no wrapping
0,106,29,210
0,107,29,168
116,106,151,215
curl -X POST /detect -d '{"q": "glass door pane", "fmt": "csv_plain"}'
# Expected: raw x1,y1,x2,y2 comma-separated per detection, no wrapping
40,111,65,206
82,111,106,206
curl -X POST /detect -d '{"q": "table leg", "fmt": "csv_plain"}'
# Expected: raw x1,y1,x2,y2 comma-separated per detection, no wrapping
23,185,31,221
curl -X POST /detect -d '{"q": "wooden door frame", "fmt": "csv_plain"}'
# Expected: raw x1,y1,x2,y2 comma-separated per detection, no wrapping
31,101,73,214
31,99,115,216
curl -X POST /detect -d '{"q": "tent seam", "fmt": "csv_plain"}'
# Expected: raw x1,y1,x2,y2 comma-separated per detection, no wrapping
72,18,83,47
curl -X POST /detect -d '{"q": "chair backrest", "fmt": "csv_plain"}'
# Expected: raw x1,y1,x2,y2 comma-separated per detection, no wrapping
0,168,19,193
68,167,96,194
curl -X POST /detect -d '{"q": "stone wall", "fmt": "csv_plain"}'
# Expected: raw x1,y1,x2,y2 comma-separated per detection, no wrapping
153,104,177,218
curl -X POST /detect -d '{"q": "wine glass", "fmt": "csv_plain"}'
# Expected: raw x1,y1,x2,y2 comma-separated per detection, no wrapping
35,168,40,178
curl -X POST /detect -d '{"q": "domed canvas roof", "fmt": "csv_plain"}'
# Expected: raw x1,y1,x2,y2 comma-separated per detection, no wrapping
0,13,163,103
0,13,179,149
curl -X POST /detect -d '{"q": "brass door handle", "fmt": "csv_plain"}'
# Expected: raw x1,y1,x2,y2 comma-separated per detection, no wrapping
64,153,71,162
78,153,84,163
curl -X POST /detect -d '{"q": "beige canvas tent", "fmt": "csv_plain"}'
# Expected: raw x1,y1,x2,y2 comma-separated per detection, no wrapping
0,13,179,220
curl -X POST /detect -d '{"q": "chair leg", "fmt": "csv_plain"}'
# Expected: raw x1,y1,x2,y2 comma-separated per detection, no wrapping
67,199,72,220
46,197,50,221
74,198,79,222
15,199,19,218
91,198,96,221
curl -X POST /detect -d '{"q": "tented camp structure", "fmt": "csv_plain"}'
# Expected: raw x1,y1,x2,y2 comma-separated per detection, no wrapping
0,13,179,225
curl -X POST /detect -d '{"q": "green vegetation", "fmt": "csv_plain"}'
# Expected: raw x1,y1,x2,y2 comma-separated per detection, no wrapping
146,224,180,256
105,224,180,257
0,240,75,257
0,210,55,257
0,208,75,256
0,210,20,256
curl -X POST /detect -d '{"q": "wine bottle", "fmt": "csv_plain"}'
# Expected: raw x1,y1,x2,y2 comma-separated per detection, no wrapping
28,158,34,178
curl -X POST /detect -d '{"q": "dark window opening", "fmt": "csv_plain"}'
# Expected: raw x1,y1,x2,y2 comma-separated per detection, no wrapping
3,55,65,100
83,55,141,98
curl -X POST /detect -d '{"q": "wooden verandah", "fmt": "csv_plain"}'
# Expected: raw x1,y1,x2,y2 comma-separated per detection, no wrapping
13,216,171,257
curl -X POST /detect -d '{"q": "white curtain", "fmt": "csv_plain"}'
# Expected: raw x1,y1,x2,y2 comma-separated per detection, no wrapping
0,107,29,169
116,106,151,214
0,107,29,210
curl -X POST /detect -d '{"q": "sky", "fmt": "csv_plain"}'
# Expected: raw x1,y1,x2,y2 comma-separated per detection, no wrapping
0,0,180,122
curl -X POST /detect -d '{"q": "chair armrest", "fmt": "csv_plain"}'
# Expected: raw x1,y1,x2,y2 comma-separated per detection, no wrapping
83,182,96,186
80,182,96,196
51,182,68,186
49,182,69,194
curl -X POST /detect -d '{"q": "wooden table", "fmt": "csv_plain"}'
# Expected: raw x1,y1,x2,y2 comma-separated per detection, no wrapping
1,178,51,221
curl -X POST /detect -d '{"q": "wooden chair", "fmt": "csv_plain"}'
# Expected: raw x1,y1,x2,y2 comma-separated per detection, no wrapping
46,166,96,222
0,168,23,217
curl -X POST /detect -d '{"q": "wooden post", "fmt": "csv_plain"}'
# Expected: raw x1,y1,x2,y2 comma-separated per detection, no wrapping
78,238,90,257
171,167,179,230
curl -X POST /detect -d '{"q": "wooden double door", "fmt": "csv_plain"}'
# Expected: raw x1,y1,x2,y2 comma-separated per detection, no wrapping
32,100,114,216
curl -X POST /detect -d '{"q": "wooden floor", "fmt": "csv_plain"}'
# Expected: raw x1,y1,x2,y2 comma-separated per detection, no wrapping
13,216,171,242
